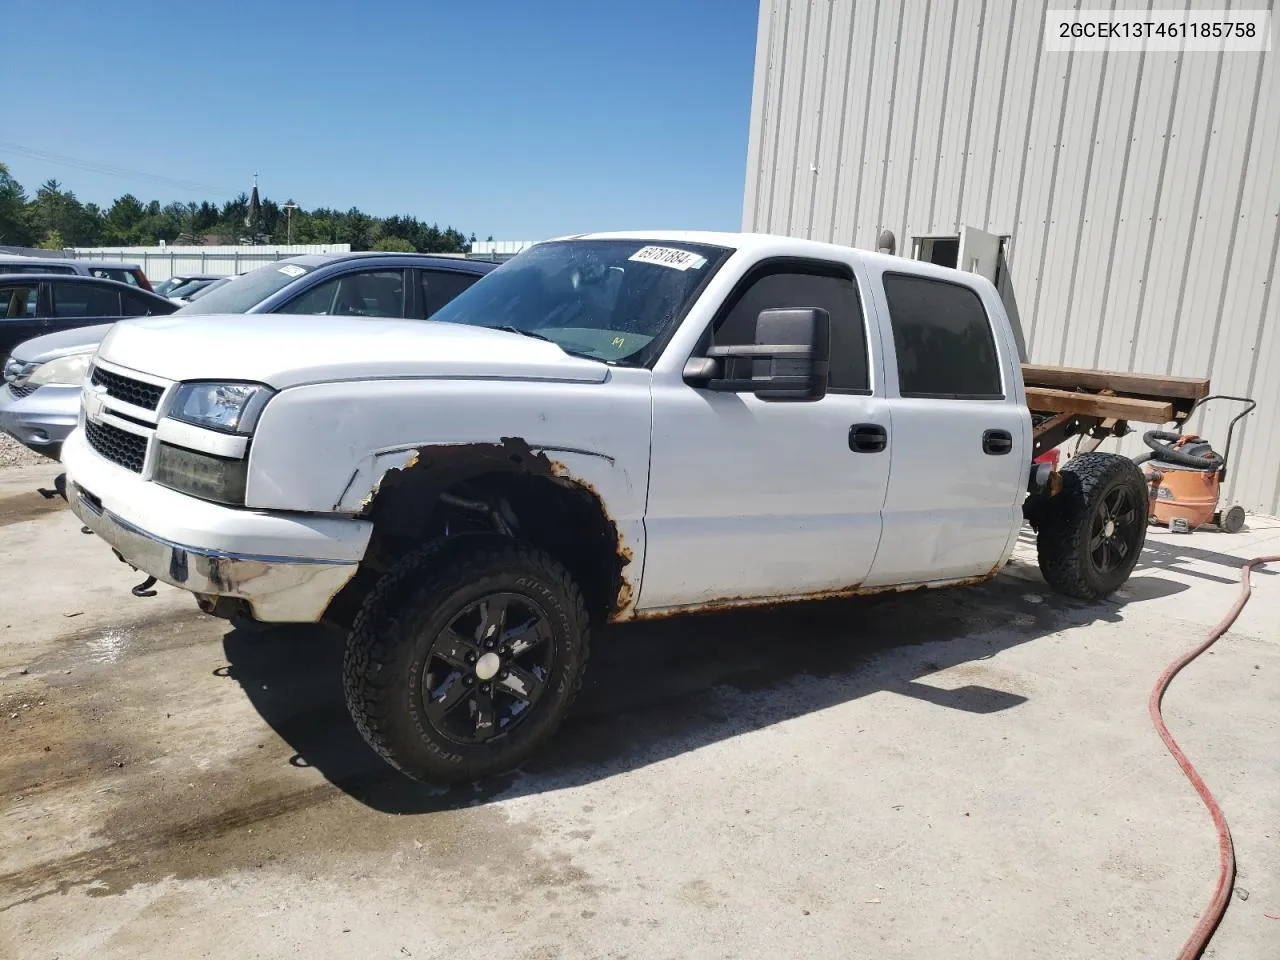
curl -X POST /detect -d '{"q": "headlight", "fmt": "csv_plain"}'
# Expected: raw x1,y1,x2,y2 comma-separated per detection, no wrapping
169,381,273,434
27,353,93,387
153,442,248,505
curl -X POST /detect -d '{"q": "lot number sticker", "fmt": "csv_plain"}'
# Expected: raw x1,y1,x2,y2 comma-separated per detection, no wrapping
277,264,307,278
628,246,707,271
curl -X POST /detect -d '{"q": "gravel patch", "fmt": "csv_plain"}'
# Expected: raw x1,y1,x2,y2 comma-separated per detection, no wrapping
0,433,49,470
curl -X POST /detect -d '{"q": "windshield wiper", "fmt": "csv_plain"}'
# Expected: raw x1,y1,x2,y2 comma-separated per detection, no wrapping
486,325,609,364
489,324,557,344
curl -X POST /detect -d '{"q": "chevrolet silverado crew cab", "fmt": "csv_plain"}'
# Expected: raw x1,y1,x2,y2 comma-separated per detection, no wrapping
63,232,1150,782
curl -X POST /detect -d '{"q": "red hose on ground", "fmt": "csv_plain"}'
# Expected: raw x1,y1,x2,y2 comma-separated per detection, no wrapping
1149,554,1280,960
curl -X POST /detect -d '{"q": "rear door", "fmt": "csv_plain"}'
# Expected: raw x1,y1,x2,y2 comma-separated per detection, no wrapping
862,268,1029,587
0,281,44,357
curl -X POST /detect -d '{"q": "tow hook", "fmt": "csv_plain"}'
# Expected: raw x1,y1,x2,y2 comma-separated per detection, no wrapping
38,473,68,501
107,545,157,597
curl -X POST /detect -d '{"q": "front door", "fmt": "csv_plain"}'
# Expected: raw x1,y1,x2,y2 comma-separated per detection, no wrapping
640,257,891,612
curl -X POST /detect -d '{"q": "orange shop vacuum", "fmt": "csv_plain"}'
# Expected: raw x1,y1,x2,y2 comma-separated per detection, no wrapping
1133,395,1256,533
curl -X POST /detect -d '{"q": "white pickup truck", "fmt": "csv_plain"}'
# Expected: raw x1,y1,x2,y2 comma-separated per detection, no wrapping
63,232,1149,782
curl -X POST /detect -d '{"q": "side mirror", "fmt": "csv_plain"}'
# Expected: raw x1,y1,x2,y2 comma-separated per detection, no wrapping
684,307,830,401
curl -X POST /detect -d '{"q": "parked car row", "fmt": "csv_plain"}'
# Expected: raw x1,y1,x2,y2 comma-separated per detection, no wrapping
0,256,152,290
151,273,227,301
1,252,498,458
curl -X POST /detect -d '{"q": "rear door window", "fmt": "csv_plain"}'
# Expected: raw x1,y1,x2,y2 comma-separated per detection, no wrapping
51,282,121,318
882,273,1003,399
420,270,480,317
277,269,406,317
121,291,162,316
0,284,39,318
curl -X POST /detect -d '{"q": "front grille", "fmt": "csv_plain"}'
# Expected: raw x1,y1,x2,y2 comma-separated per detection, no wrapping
7,381,37,400
84,418,148,473
90,366,164,411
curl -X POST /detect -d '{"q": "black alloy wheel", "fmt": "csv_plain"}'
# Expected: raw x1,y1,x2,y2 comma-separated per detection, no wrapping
1088,486,1141,575
422,592,555,744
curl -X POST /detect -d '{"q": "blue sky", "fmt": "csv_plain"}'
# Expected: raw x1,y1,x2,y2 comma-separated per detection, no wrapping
3,1,760,239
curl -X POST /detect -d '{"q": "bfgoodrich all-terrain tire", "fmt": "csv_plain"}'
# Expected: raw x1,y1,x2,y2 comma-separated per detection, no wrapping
1036,452,1149,600
343,538,590,783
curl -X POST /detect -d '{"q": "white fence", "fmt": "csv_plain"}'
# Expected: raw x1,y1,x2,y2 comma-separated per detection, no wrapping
66,244,351,283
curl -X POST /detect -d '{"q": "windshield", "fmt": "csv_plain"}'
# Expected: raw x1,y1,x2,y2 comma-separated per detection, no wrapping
175,261,313,315
430,239,732,365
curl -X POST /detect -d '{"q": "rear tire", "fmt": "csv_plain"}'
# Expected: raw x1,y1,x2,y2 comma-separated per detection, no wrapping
1036,453,1148,600
343,537,589,783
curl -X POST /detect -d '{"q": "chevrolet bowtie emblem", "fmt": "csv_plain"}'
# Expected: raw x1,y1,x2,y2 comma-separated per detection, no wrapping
84,383,108,423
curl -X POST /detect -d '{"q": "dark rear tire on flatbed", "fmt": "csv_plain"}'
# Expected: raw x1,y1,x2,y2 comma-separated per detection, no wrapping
343,536,590,783
1036,452,1149,600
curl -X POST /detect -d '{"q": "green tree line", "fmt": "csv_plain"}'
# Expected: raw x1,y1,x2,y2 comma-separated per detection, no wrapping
0,163,477,253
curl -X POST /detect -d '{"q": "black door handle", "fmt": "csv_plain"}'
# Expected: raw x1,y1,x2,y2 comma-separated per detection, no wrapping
983,429,1013,455
849,423,887,453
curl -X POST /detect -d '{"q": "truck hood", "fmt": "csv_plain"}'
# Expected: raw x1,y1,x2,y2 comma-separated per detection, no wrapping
97,314,610,388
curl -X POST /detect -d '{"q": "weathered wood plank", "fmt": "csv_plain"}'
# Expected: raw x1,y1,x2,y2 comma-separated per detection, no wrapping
1025,387,1174,423
1021,363,1209,400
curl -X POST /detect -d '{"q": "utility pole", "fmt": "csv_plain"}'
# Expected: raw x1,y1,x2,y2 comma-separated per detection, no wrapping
283,200,298,245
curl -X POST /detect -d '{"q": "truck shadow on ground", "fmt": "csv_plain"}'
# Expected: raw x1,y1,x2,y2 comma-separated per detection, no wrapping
220,555,1190,816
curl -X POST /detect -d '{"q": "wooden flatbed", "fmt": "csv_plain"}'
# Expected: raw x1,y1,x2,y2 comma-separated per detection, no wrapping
1020,363,1210,457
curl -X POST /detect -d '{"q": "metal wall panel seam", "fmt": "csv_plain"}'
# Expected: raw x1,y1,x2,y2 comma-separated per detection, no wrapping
804,2,838,238
1054,0,1116,365
952,0,990,230
784,0,816,236
1231,111,1280,510
1089,0,1154,368
925,0,964,227
1125,0,1192,370
1007,1,1051,297
899,0,937,238
826,0,862,243
743,0,779,230
872,1,908,239
847,0,884,244
763,0,794,232
982,0,1021,231
1162,39,1230,370
1202,51,1269,376
1024,24,1079,358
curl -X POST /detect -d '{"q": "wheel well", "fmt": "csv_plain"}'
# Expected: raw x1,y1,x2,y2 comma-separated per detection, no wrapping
324,440,630,627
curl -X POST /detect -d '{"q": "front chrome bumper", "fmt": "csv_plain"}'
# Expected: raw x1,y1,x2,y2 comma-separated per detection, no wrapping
69,481,359,622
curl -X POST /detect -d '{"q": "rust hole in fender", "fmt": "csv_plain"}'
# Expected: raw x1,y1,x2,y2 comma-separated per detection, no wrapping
350,437,635,623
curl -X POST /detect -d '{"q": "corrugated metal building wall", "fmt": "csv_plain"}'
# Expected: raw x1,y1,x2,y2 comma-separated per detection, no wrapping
743,0,1280,516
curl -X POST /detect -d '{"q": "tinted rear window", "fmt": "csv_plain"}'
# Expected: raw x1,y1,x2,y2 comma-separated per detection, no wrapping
52,282,121,318
882,273,1002,399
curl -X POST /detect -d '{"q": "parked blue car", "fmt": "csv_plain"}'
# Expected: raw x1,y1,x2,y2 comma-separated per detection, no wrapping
1,252,500,459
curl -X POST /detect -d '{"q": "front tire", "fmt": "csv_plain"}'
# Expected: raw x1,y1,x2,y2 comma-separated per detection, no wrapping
1036,453,1148,600
343,538,590,783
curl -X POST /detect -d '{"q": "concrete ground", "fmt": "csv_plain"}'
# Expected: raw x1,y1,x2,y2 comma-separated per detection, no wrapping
1,456,1277,960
